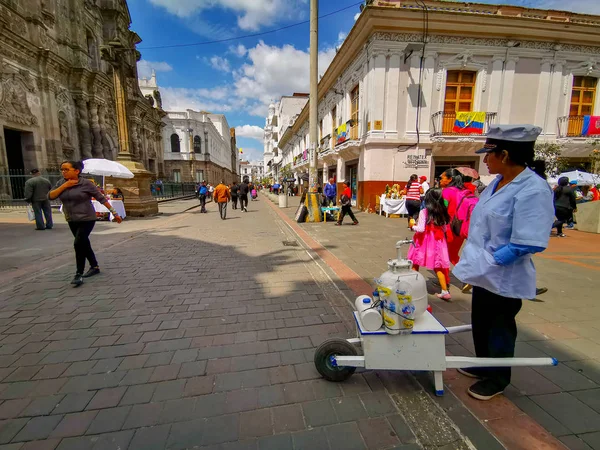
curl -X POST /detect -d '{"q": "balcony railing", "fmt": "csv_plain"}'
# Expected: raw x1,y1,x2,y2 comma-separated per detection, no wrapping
431,111,497,137
557,115,600,138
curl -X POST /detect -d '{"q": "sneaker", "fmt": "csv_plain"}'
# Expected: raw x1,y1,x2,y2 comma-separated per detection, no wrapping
436,292,452,302
70,273,83,287
558,233,567,237
535,287,548,296
461,283,473,293
457,368,484,379
83,267,100,278
467,379,505,401
352,221,359,225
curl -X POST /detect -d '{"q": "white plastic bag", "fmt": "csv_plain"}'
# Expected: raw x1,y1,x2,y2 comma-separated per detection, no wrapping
26,205,35,221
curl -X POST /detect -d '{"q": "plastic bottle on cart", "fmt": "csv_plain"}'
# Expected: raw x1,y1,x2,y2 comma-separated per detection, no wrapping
354,295,383,331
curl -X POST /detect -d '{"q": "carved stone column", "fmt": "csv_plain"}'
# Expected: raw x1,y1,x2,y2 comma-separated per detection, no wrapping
88,101,104,158
97,104,112,159
100,43,157,216
74,98,93,159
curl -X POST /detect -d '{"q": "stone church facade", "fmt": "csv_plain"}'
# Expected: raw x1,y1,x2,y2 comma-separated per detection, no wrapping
0,0,164,190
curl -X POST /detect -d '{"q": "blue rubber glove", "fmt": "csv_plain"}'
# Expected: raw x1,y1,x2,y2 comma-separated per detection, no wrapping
493,244,545,266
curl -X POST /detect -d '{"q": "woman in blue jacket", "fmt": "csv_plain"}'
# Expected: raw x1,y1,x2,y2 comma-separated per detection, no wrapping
454,125,554,401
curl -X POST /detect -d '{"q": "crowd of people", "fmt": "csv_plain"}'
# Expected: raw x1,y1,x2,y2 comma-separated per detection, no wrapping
196,177,258,219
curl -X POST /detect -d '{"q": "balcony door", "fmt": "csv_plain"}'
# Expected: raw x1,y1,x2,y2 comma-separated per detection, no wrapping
350,85,359,140
568,76,597,136
443,71,476,134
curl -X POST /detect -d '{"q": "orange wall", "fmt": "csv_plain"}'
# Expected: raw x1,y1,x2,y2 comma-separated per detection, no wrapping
358,181,407,212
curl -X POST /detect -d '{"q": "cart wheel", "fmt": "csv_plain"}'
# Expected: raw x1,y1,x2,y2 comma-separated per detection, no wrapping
314,338,358,382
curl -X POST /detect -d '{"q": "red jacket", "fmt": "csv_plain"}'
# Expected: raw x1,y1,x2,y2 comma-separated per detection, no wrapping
342,187,351,199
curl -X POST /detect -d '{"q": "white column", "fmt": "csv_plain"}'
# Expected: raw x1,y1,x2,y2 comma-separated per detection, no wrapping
322,162,329,185
534,61,553,129
419,54,436,135
336,157,346,184
499,58,518,123
372,53,386,134
488,57,504,115
405,54,421,135
545,62,564,138
385,54,401,135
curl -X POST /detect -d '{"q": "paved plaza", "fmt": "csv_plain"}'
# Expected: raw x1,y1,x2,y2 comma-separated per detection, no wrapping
0,195,598,449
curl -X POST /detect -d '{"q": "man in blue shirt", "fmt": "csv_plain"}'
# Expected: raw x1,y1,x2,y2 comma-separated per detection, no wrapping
324,178,336,206
198,182,208,213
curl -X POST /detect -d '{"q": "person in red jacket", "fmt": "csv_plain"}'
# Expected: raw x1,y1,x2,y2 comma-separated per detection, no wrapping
336,180,358,226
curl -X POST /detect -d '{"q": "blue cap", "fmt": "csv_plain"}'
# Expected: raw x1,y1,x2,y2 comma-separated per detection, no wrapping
569,180,578,185
476,124,542,154
373,290,379,296
362,298,370,304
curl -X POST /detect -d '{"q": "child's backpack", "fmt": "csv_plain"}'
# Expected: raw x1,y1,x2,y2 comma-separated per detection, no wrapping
450,192,478,238
199,186,208,196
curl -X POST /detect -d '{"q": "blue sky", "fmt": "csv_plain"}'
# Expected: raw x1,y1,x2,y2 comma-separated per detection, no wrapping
130,0,599,163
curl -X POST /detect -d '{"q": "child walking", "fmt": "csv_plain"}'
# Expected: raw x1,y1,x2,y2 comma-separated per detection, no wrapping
407,189,453,301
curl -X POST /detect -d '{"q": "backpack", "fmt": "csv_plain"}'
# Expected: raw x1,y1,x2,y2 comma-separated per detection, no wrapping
340,194,351,206
199,186,208,196
450,192,478,238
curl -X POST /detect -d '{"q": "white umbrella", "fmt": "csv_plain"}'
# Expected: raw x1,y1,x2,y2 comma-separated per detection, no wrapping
82,158,134,188
548,170,600,186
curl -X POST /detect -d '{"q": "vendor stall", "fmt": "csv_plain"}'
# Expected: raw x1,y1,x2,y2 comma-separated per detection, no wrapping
379,195,408,217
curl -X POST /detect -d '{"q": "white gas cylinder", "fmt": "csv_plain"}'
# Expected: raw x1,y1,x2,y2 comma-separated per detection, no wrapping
354,295,383,331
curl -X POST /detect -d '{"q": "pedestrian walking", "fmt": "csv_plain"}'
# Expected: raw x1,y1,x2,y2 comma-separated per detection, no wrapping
408,188,452,301
324,177,336,206
453,125,554,401
24,168,53,230
336,180,358,226
230,182,239,209
198,181,208,213
49,160,122,287
208,184,215,202
213,181,230,220
552,176,576,237
401,174,423,228
239,177,250,212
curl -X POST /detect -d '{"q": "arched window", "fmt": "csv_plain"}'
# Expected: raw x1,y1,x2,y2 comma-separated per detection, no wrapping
193,135,202,153
170,133,180,153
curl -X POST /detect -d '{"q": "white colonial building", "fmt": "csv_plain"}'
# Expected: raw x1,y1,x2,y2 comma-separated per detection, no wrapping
240,160,265,182
276,0,600,210
263,94,309,180
162,110,239,184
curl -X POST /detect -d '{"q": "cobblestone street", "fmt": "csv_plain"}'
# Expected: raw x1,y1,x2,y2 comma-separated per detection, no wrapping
0,199,499,450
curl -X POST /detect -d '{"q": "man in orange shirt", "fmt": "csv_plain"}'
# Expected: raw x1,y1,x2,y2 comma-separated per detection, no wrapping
212,181,231,220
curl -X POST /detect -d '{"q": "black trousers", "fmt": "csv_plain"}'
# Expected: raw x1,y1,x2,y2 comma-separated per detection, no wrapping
405,199,421,220
218,202,227,220
239,194,248,211
231,195,238,209
68,221,97,275
337,205,357,224
553,206,571,234
199,194,207,212
471,286,522,389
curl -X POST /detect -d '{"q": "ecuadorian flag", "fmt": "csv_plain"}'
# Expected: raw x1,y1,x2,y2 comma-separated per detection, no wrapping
336,123,347,144
453,112,485,135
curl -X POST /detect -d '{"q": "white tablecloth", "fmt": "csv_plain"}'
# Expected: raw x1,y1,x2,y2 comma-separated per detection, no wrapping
379,195,408,217
60,199,126,221
93,200,126,221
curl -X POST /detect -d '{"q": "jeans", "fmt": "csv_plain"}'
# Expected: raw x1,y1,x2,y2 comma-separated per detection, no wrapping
68,221,97,275
199,194,207,213
231,195,238,209
32,200,53,230
471,286,522,389
325,196,336,206
337,205,357,224
239,194,248,211
218,202,227,220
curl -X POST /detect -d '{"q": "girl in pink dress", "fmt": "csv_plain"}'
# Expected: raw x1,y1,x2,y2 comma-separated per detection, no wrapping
407,188,453,301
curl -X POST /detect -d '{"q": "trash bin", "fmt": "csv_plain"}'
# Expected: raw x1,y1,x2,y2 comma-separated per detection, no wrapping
278,193,288,208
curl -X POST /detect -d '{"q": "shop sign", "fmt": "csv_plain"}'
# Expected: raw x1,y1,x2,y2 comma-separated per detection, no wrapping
405,154,428,168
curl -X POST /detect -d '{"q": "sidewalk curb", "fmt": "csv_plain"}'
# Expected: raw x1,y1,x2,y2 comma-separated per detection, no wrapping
263,194,567,450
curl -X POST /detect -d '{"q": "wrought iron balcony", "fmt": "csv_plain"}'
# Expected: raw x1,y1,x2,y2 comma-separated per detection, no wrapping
557,115,600,138
431,111,497,137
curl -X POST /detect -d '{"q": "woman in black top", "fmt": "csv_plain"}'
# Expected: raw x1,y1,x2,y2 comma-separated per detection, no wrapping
552,176,577,237
49,161,122,286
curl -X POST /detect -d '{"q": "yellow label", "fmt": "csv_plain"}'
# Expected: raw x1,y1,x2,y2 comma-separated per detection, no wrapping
383,313,395,327
397,293,412,303
377,285,392,297
402,319,414,329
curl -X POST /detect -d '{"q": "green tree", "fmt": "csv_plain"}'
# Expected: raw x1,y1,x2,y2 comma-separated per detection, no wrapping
534,142,566,178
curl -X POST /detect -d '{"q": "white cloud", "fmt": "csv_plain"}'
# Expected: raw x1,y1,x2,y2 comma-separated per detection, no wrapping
137,60,173,79
233,41,336,117
209,56,231,72
354,12,360,21
229,44,248,57
337,32,347,44
147,0,307,31
160,86,237,112
235,125,264,141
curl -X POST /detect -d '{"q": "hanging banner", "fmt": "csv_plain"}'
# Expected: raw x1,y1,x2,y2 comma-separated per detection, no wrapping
452,112,485,134
582,116,600,136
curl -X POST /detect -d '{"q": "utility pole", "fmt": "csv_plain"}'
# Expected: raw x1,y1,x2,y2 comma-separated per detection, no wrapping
308,0,318,193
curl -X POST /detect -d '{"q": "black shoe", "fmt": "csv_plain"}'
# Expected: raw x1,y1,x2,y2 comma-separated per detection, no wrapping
352,221,359,225
45,226,53,230
536,287,548,296
457,368,484,379
35,228,45,231
70,274,84,286
467,379,505,401
83,267,100,278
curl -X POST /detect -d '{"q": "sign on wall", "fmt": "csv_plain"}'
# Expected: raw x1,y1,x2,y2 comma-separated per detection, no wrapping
404,154,429,169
